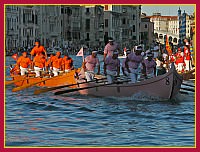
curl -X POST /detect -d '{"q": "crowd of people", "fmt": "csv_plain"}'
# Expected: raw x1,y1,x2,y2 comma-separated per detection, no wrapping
10,37,194,84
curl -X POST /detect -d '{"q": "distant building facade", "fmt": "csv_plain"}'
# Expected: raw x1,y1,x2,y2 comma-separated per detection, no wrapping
5,6,19,50
140,17,154,49
147,9,194,45
5,5,145,52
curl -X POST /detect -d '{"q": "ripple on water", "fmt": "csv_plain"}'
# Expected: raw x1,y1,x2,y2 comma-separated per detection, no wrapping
5,56,195,147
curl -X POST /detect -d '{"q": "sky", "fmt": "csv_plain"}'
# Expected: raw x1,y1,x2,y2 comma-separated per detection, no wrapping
141,5,195,16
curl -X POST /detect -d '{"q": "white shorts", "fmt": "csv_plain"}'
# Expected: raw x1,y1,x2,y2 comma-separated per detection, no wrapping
85,71,95,81
20,66,28,75
34,66,43,77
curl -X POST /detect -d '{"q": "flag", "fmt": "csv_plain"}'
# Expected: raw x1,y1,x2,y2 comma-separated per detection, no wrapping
165,35,172,55
76,47,84,62
76,47,84,56
12,53,18,60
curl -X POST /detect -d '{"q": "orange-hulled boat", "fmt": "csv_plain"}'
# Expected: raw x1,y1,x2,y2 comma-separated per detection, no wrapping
10,69,80,88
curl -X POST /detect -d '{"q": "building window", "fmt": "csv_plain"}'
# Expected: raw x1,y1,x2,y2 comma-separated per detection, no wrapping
105,19,108,27
86,8,89,12
122,8,126,13
133,15,135,20
122,18,126,24
67,8,72,16
86,33,90,41
86,19,90,30
145,24,148,28
50,24,54,32
105,5,108,10
133,25,135,32
61,7,64,14
132,35,136,40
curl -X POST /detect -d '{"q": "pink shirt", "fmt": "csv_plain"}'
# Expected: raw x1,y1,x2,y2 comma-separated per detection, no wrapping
143,59,156,74
127,53,143,69
85,55,100,71
104,42,119,57
105,56,120,71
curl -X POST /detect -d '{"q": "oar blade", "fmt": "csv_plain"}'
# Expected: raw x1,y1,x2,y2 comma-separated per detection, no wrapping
34,77,107,95
54,79,130,95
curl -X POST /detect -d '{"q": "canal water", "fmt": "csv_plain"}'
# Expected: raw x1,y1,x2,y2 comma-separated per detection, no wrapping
5,55,195,147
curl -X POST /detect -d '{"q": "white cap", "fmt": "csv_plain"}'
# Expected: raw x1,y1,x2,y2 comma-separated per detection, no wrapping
92,51,98,54
113,51,119,55
126,50,131,54
185,42,189,45
147,52,153,57
136,46,142,51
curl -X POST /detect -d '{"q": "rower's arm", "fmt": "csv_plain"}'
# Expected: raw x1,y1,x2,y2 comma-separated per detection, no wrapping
97,64,100,75
117,65,120,76
103,63,107,75
142,62,146,76
125,57,130,73
103,53,107,62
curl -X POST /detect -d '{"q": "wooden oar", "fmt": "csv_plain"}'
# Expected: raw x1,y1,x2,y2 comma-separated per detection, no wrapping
54,79,130,95
34,77,107,95
6,73,36,79
182,83,195,88
180,87,195,92
12,74,65,92
5,76,33,85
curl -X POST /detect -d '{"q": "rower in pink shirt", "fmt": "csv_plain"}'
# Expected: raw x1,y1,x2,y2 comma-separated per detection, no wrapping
122,49,131,76
104,51,120,83
104,37,120,61
83,51,100,81
142,52,156,78
125,46,143,83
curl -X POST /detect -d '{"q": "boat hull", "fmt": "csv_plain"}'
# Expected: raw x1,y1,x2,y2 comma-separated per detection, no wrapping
77,64,182,99
11,70,78,88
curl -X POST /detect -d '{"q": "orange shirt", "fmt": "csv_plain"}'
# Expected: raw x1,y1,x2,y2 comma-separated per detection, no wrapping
17,56,32,68
45,55,54,67
33,55,46,68
30,46,46,56
51,56,63,69
62,56,73,70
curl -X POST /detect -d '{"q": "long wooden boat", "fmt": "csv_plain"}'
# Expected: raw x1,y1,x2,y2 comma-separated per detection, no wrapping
10,69,78,88
76,63,183,99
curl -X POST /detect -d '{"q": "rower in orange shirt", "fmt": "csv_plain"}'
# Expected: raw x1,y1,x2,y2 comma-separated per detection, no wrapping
30,40,47,60
45,53,55,72
62,53,74,73
33,52,46,77
51,51,63,76
16,52,32,75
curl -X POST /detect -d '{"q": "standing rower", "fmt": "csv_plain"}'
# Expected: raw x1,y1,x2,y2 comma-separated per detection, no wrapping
122,49,131,77
142,52,156,78
33,52,46,77
83,51,100,81
30,40,47,60
104,51,120,84
103,37,120,61
125,46,143,83
16,52,32,75
62,53,74,73
50,51,63,76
